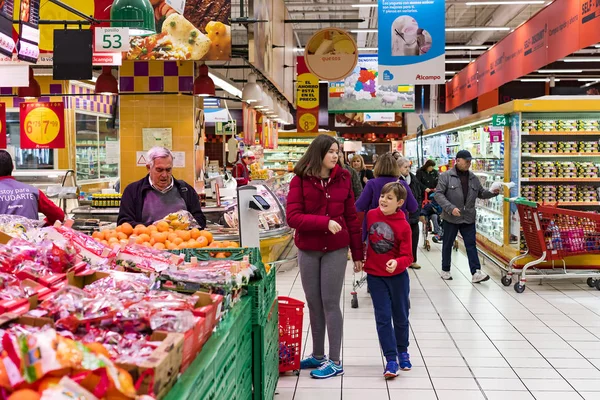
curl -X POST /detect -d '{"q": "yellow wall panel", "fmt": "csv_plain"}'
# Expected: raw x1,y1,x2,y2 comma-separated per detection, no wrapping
119,94,194,192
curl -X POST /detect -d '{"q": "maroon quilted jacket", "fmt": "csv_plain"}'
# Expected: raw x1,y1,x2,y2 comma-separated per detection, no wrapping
286,164,363,261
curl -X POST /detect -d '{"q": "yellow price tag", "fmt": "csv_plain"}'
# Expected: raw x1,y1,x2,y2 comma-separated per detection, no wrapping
23,106,61,145
298,113,317,133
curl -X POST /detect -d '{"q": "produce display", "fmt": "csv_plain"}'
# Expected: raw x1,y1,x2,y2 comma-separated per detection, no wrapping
90,220,237,253
0,214,265,399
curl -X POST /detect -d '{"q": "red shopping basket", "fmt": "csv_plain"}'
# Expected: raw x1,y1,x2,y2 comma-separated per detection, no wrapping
278,296,304,374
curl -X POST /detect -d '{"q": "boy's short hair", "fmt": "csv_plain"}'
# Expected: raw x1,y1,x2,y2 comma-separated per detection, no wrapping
381,182,407,201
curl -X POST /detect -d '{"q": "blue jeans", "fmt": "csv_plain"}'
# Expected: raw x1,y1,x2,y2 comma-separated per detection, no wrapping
367,272,410,362
442,221,481,275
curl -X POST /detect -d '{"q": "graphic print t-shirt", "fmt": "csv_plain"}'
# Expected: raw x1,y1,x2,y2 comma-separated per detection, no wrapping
364,207,413,277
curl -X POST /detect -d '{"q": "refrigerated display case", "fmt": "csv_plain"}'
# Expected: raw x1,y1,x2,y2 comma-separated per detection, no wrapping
404,97,600,269
404,116,506,248
264,131,336,174
75,112,119,183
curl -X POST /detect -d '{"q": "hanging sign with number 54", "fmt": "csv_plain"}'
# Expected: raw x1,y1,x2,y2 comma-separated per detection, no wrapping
94,27,130,52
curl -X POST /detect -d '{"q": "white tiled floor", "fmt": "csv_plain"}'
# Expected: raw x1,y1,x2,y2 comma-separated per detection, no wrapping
274,241,600,400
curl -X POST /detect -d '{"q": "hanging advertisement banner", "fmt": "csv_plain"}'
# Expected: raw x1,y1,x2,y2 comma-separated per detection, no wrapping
19,102,65,149
0,0,15,57
125,0,232,61
378,0,445,85
0,0,231,62
296,56,319,133
17,0,40,63
0,103,6,149
304,28,358,82
446,0,600,111
328,55,415,113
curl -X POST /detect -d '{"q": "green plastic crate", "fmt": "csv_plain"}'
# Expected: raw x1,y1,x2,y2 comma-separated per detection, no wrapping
252,300,279,400
236,364,253,400
248,268,276,326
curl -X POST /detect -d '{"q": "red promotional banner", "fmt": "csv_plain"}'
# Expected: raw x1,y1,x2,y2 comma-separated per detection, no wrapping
296,56,319,133
445,0,600,111
19,102,65,149
0,103,6,149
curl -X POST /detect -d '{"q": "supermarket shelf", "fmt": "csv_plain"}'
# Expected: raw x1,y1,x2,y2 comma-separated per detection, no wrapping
278,141,311,145
521,177,600,183
447,143,460,147
264,159,299,163
523,131,600,136
476,231,503,247
522,152,600,157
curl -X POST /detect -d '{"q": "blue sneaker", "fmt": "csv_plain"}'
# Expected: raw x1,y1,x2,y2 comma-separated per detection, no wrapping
300,355,327,370
310,360,344,379
384,360,399,379
400,352,412,371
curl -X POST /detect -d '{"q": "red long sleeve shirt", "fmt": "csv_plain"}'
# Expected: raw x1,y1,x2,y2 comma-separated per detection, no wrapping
364,207,413,277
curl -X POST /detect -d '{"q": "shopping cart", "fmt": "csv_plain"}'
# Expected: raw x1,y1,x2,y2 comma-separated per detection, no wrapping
503,198,600,293
350,271,367,308
278,296,304,375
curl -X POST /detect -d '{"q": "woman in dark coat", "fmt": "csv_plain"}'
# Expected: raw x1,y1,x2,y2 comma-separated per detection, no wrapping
416,159,439,191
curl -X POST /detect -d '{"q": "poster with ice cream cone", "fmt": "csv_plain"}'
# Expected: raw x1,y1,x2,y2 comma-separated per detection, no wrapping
378,0,445,85
304,28,358,82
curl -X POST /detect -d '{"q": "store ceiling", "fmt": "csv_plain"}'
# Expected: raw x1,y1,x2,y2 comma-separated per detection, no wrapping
222,0,600,98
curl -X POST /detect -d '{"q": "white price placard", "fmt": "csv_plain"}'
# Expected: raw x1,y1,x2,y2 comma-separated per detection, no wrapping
95,28,130,52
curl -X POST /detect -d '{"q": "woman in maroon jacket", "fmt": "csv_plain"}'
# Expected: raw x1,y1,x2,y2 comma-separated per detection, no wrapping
286,134,363,379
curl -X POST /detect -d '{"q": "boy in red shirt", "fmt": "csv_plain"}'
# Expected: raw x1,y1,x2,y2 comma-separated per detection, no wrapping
357,182,413,379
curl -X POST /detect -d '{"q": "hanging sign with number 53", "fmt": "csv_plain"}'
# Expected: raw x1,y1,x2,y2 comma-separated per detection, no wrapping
94,27,130,53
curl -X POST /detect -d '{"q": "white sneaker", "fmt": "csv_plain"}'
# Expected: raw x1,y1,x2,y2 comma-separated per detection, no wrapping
472,270,490,283
441,271,453,280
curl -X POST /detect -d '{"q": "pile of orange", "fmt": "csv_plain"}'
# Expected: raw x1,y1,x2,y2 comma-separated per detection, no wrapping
90,222,232,251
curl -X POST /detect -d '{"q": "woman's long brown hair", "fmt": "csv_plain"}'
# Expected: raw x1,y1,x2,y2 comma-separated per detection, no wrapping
293,134,342,177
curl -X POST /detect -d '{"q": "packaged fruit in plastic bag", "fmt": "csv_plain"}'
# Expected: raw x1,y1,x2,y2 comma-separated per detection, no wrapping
155,210,199,231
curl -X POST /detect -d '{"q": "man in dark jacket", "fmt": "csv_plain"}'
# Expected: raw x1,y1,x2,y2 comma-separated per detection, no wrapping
118,147,206,228
398,157,425,269
435,150,500,283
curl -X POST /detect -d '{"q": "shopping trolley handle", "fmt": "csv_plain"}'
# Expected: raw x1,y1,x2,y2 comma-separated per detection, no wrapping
503,197,538,207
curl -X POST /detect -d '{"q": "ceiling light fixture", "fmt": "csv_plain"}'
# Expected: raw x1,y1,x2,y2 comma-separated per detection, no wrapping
445,45,489,50
521,78,561,82
582,81,600,88
445,59,474,64
577,78,600,82
94,66,118,95
242,72,262,103
193,64,215,97
466,1,544,5
208,72,242,98
446,27,511,32
350,29,378,33
445,71,457,75
537,69,583,73
18,67,41,99
562,58,600,62
110,0,156,36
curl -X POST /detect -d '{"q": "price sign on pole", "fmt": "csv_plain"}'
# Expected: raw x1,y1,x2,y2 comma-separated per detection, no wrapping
94,27,130,52
19,102,65,149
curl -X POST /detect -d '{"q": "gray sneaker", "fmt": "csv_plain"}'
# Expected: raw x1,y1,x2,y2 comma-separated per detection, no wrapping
472,270,490,283
441,271,452,280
